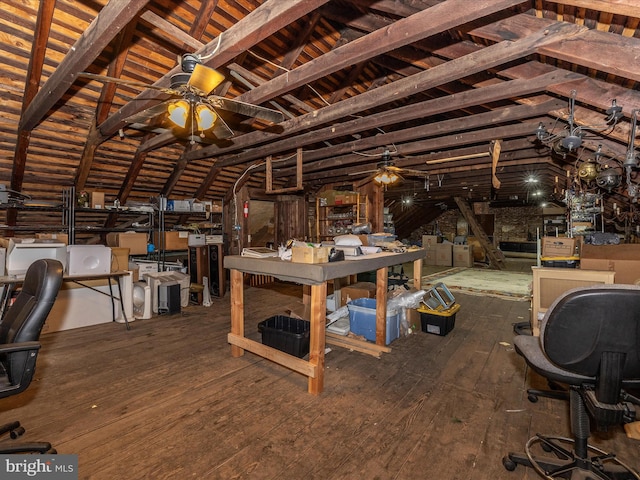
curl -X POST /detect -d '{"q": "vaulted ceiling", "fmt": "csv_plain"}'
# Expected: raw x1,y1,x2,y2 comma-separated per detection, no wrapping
1,0,640,237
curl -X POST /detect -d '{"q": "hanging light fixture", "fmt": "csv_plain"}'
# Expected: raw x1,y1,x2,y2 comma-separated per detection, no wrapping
195,103,217,130
535,90,623,155
167,98,219,141
595,167,622,192
577,157,599,181
167,99,190,128
374,170,399,185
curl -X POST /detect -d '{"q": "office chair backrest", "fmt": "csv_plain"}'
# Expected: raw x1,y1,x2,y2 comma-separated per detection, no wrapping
540,284,640,402
0,258,64,391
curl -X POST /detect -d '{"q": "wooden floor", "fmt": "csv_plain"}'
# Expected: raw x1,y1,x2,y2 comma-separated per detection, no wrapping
2,263,639,479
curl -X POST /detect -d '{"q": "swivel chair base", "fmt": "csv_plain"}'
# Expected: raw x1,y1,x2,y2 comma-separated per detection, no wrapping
503,434,640,480
527,380,570,403
0,421,56,454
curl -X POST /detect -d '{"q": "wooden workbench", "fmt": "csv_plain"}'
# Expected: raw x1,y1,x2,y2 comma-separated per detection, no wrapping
224,249,425,395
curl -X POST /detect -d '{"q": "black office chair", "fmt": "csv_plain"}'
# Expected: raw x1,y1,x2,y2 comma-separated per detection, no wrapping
0,258,64,454
503,284,640,479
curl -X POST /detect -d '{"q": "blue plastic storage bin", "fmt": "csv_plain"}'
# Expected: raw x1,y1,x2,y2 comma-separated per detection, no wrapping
347,297,399,345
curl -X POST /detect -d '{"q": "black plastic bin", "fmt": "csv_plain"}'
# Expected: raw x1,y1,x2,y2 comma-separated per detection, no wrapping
258,315,311,358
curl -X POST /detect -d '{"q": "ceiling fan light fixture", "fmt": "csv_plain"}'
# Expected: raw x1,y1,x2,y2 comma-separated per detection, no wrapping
168,99,190,128
195,104,217,130
374,171,399,185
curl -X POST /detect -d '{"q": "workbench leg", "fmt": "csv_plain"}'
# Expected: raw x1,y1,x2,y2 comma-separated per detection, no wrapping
230,269,245,357
308,282,327,395
302,284,311,305
413,258,423,290
375,267,388,346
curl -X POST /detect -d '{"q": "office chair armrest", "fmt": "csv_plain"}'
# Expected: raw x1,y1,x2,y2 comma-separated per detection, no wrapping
0,341,41,355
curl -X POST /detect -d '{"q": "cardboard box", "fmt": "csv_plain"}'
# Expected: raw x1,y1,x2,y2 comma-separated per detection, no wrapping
110,247,130,272
542,236,576,257
453,244,474,267
434,243,452,267
166,199,191,212
106,232,148,255
35,232,69,244
153,231,189,251
580,244,640,285
342,193,357,204
91,191,105,209
422,235,441,248
188,234,206,247
340,281,376,307
424,247,437,266
291,246,331,264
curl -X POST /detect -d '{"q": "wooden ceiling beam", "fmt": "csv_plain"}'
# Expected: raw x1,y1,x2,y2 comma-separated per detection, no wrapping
303,122,541,181
19,0,150,132
537,1,640,20
10,0,56,197
189,23,583,163
274,99,562,177
237,0,526,106
205,70,574,171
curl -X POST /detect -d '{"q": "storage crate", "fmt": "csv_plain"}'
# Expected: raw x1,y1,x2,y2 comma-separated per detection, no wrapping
347,297,399,345
541,257,578,268
258,315,310,358
418,303,460,336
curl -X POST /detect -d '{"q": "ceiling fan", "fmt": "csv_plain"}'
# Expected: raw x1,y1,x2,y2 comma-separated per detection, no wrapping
78,53,285,141
353,149,428,185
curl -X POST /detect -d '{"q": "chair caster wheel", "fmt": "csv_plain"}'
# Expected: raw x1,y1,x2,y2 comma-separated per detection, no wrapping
10,426,25,439
502,455,517,472
528,393,539,403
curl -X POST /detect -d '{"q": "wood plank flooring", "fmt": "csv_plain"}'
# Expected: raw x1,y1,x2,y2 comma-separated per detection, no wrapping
1,266,639,479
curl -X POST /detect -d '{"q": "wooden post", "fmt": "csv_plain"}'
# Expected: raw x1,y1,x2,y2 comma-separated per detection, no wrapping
375,267,388,346
230,269,245,357
308,282,327,395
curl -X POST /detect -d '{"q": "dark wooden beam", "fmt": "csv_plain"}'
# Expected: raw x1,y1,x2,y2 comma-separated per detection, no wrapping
237,0,526,106
19,0,150,132
10,0,56,195
303,122,540,181
188,47,577,165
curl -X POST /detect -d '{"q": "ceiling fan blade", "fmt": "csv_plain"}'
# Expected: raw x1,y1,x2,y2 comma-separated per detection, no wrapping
399,168,429,176
77,72,179,95
207,96,284,124
124,102,170,125
348,169,378,175
210,110,234,139
187,63,225,95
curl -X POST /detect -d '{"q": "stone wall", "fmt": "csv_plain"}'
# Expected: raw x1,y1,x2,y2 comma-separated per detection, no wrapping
409,205,544,245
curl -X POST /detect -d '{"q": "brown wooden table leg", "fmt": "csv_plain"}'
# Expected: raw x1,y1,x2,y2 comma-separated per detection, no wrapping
375,266,388,346
413,257,423,290
230,269,245,357
308,282,327,395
